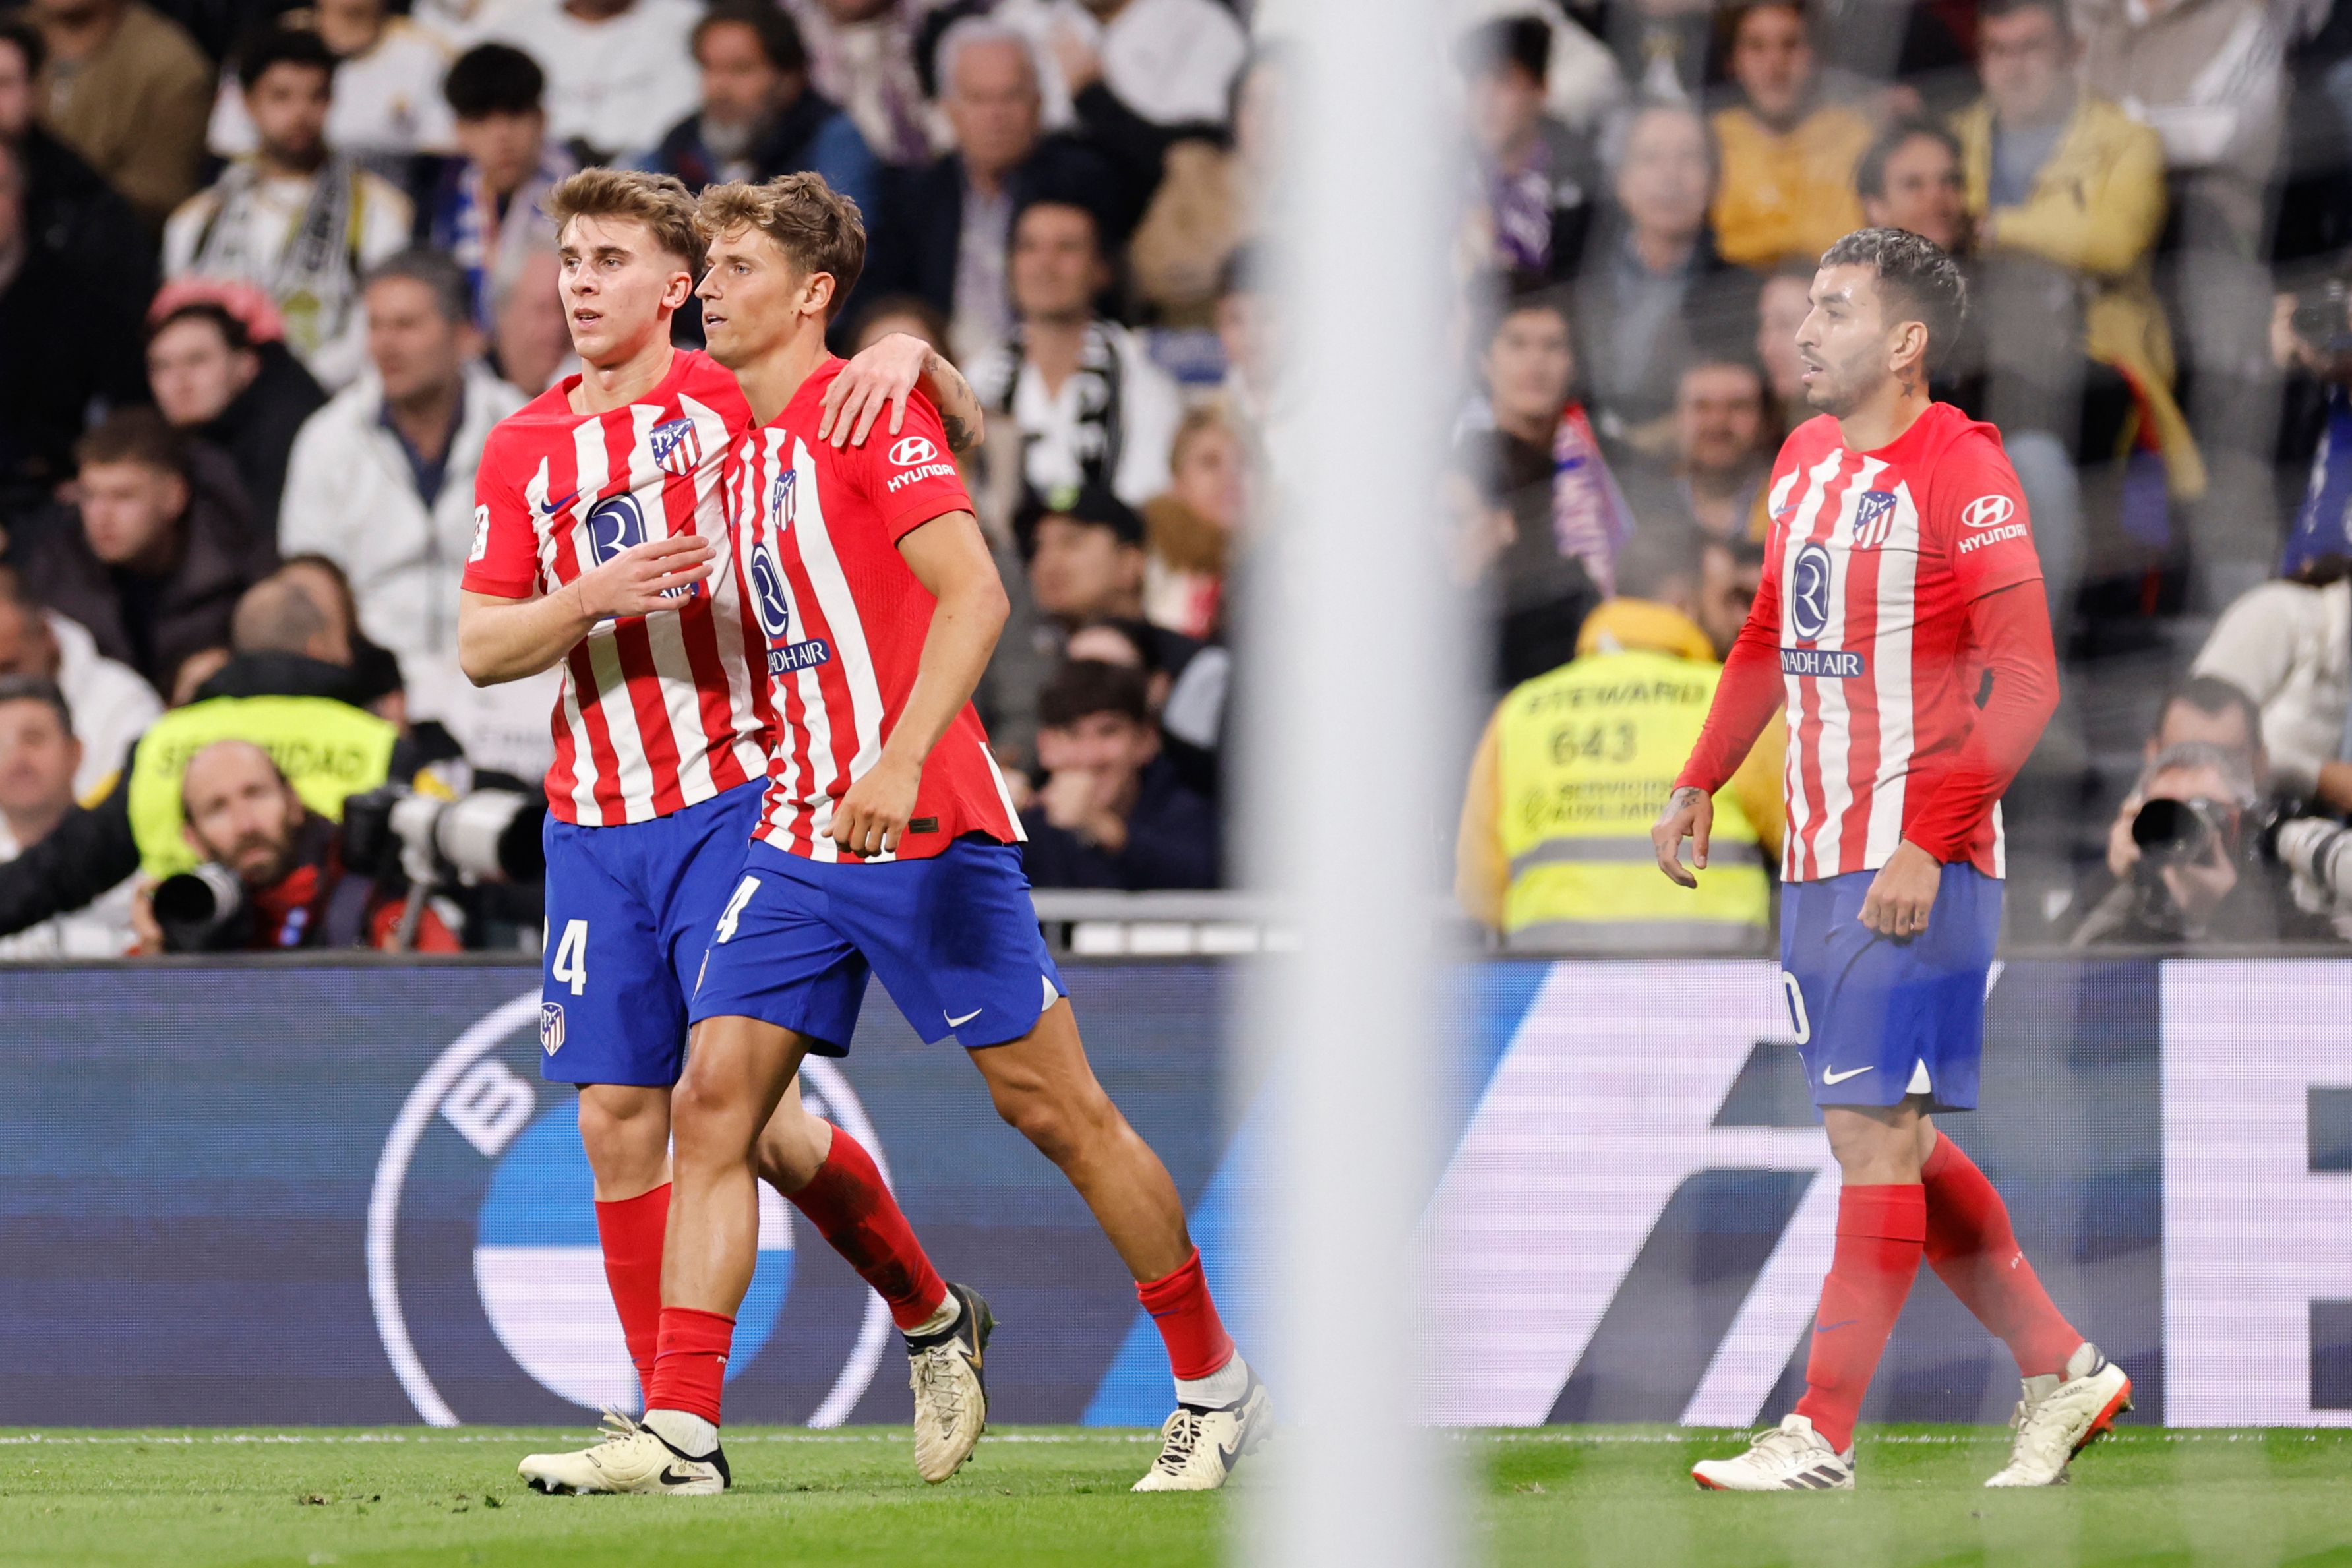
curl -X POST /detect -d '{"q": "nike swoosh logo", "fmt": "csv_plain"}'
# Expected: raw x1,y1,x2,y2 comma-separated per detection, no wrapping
659,1466,702,1487
1215,1435,1245,1472
538,490,582,516
1821,1065,1875,1085
946,1008,983,1028
1814,1318,1857,1333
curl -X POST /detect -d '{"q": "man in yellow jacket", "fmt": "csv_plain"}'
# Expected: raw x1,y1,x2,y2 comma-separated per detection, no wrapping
1709,1,1873,272
1457,529,1784,951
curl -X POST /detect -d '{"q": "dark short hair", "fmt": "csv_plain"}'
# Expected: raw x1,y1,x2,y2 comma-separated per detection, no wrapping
2163,675,2262,742
1613,523,1707,602
76,407,188,478
1818,226,1968,369
444,42,544,118
0,675,73,739
1039,659,1150,730
1980,0,2072,43
1011,195,1104,260
365,247,473,326
236,25,336,93
1488,285,1573,347
148,300,255,354
1459,15,1550,82
1855,118,1962,203
0,15,44,78
694,0,808,75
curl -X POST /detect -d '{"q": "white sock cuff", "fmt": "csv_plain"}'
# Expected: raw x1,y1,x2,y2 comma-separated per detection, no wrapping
1174,1351,1251,1410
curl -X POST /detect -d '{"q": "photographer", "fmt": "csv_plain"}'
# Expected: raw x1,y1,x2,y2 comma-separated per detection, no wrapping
2070,742,2335,948
133,739,456,953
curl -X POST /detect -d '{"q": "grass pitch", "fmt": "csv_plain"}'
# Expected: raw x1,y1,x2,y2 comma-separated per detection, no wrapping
3,1424,2350,1567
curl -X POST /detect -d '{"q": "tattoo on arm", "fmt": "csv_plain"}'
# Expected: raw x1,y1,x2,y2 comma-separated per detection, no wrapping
924,351,984,455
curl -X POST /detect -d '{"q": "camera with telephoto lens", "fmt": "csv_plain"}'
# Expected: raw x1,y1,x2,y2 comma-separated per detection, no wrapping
150,860,253,953
340,784,545,889
2129,794,2248,873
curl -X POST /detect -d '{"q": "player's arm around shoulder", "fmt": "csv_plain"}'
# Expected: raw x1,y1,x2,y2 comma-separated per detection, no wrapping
817,332,986,456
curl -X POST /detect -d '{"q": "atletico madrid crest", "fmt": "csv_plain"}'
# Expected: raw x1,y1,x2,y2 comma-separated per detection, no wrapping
650,416,703,477
1851,489,1898,550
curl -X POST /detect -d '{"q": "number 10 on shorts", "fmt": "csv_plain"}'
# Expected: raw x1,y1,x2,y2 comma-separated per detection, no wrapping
553,919,589,996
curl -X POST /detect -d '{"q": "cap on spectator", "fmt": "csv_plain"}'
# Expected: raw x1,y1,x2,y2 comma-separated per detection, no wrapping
147,278,287,344
1039,659,1151,730
1015,482,1146,558
446,42,545,118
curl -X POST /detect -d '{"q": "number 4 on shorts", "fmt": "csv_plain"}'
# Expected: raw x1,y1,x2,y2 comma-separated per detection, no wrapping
714,876,760,944
553,919,589,996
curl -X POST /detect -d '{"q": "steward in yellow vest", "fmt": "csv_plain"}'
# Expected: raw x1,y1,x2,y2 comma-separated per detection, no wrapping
0,649,433,938
1457,598,1783,953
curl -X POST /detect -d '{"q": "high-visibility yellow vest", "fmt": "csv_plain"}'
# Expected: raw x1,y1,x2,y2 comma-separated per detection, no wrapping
1494,646,1770,952
126,695,400,879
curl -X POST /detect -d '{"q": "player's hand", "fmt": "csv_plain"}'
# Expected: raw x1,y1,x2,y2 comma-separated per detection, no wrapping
1652,785,1713,889
570,533,715,619
831,753,920,858
1859,840,1942,939
820,332,929,449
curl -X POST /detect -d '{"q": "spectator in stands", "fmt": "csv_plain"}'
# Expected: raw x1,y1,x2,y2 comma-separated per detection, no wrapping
1459,15,1598,289
1445,431,1604,691
1061,613,1226,799
778,0,930,167
1020,480,1151,635
1478,290,1632,594
1019,657,1219,891
1600,0,1715,105
491,244,571,392
134,737,458,951
146,299,328,537
2101,673,2267,884
278,248,531,755
1706,1,1872,272
20,0,212,229
2070,742,2328,947
1753,262,1811,420
0,677,137,957
0,17,155,330
206,0,458,167
1625,357,1772,543
1002,0,1248,131
20,409,274,692
0,565,438,948
649,0,881,221
429,44,568,333
1574,100,1757,455
1455,522,1782,951
849,291,949,356
1141,403,1244,641
482,0,702,164
0,578,159,794
1127,45,1281,328
2276,283,2352,572
1855,117,1967,253
274,552,410,725
972,197,1182,508
164,28,413,392
874,18,1113,363
0,136,147,509
2190,559,2352,814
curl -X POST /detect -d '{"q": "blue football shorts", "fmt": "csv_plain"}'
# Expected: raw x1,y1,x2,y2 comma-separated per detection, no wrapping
688,834,1065,1055
1778,862,2002,1112
536,779,769,1087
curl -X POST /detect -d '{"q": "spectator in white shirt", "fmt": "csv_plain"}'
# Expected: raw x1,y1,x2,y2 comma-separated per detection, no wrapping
996,0,1248,128
206,0,457,167
0,677,139,957
164,27,413,390
277,248,545,766
970,196,1183,508
481,0,704,162
0,583,160,797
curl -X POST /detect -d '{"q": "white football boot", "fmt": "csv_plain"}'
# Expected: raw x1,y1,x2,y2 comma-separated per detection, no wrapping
908,1282,995,1483
1132,1373,1275,1492
1985,1342,2132,1487
1691,1414,1855,1491
518,1410,730,1496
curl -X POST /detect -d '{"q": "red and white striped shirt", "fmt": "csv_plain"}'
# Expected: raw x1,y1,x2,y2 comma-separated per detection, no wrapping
727,358,1023,862
1687,402,2047,882
464,349,771,826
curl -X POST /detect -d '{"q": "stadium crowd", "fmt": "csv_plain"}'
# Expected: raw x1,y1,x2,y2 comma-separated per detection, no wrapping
0,0,2349,953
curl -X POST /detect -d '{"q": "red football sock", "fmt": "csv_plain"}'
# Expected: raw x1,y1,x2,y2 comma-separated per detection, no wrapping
594,1183,669,1401
787,1124,950,1332
1922,1133,2081,1378
1792,1184,1926,1453
648,1306,735,1427
1136,1247,1236,1382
